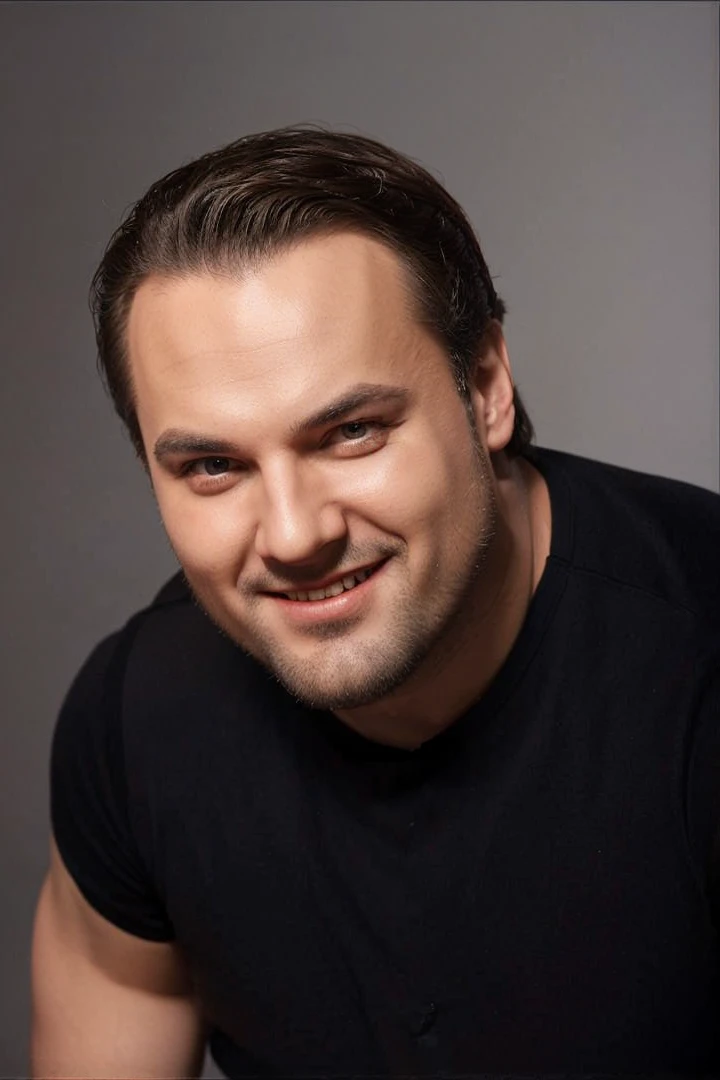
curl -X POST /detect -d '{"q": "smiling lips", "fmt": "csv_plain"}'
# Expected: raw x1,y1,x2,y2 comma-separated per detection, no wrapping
280,564,380,602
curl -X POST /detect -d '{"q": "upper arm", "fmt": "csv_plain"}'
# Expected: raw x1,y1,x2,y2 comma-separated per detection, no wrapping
30,839,207,1079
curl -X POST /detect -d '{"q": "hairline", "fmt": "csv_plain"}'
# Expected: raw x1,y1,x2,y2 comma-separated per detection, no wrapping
119,224,469,462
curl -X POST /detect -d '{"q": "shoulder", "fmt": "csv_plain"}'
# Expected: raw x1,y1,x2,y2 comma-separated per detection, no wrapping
53,572,286,832
61,572,275,737
122,571,231,670
531,447,720,627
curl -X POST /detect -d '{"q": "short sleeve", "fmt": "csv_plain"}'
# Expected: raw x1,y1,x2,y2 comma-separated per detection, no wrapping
50,621,175,941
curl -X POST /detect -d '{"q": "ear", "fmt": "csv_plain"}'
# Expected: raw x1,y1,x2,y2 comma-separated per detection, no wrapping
467,321,516,453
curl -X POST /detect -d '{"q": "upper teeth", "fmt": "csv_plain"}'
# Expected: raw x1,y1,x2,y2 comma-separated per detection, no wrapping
285,567,372,602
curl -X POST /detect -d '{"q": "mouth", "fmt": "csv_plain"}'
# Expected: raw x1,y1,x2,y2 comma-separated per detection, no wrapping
271,560,387,603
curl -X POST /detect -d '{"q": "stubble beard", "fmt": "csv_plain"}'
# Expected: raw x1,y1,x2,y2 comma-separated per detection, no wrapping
265,518,496,712
190,445,498,712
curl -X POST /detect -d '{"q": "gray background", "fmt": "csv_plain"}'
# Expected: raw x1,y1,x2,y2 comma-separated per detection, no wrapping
1,2,717,1076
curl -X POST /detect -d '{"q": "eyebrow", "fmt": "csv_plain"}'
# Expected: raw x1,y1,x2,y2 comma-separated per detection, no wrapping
153,383,410,463
153,432,240,462
290,382,409,436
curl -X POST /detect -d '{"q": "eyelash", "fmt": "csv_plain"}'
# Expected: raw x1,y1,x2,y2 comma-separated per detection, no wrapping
177,458,235,481
177,420,390,486
323,419,386,448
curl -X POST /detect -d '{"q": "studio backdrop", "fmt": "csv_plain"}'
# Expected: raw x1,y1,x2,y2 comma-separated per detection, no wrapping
0,3,717,1076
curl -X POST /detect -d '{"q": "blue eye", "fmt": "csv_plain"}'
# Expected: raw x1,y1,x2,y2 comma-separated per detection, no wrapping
340,422,369,440
325,419,390,455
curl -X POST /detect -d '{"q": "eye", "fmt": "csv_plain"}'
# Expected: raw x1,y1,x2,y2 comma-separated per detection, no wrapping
179,456,233,477
199,457,231,476
175,455,245,495
339,421,370,441
323,419,391,456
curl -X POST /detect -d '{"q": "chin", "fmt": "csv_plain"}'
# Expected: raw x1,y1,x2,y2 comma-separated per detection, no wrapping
273,672,400,712
273,674,405,713
256,631,437,713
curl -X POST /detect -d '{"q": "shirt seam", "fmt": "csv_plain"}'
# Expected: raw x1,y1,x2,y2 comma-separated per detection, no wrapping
565,561,707,623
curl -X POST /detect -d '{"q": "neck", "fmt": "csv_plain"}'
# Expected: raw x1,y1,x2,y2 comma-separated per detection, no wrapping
333,456,551,749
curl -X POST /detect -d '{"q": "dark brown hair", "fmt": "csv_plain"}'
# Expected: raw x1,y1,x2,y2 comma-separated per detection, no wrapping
90,126,533,459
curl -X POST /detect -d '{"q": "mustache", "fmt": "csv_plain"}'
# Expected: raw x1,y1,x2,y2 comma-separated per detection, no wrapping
243,543,402,594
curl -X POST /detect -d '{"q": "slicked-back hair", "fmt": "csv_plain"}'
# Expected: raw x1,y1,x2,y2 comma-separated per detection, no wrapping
90,126,533,460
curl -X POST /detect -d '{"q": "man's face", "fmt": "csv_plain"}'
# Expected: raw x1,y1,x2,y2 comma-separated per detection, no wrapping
128,233,504,710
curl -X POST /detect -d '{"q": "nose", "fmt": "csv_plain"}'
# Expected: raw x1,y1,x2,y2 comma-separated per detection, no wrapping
253,459,347,566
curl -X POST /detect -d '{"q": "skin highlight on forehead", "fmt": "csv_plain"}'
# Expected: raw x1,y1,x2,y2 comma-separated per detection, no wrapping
130,234,415,368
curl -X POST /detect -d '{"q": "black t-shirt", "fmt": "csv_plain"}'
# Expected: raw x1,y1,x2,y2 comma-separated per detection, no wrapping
50,448,720,1078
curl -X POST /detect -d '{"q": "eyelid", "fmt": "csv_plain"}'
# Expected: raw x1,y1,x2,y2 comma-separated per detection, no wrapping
324,418,383,441
323,419,396,454
179,456,240,478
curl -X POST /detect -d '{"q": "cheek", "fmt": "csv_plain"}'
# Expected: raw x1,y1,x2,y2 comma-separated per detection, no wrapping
377,431,480,522
154,485,252,581
327,447,449,537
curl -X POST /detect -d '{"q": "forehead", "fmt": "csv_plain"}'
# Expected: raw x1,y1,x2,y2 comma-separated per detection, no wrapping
126,232,447,442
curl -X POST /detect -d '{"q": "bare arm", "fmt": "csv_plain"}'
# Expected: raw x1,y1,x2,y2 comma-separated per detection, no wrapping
30,839,207,1079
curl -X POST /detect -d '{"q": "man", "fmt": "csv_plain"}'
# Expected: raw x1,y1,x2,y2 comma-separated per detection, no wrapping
31,128,720,1079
